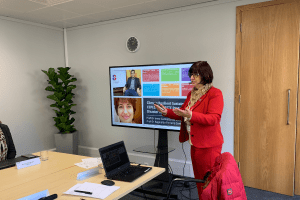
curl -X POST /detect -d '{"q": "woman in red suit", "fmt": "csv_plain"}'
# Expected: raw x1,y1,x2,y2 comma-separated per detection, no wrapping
154,61,224,198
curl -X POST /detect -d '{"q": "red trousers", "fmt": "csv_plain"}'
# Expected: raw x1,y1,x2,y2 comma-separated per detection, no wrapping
191,145,222,199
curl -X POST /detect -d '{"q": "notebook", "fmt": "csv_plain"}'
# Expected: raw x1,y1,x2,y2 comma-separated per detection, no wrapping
99,141,152,182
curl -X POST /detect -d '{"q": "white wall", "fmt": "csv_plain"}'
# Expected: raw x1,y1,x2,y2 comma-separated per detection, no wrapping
0,0,271,177
0,18,65,156
66,0,268,177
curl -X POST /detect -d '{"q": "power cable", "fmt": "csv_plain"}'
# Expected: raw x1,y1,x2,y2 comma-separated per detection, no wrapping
182,143,187,177
140,185,148,200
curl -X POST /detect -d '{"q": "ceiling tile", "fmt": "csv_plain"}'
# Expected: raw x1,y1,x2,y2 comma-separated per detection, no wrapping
189,0,218,3
0,0,220,28
29,0,75,6
12,12,55,24
147,0,195,11
25,6,80,22
0,7,23,18
29,0,49,5
114,3,158,17
46,20,76,28
86,0,146,9
85,10,126,23
62,15,100,26
54,0,109,15
0,0,48,13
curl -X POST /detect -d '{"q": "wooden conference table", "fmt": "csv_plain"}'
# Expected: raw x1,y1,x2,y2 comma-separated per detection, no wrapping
1,151,165,200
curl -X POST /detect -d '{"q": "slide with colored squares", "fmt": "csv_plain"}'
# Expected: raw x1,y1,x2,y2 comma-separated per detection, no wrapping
110,63,193,129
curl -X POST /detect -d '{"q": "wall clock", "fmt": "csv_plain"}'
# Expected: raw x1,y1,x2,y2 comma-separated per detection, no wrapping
126,36,140,53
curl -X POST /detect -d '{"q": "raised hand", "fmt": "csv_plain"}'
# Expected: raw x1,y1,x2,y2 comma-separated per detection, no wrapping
154,104,167,115
173,108,192,118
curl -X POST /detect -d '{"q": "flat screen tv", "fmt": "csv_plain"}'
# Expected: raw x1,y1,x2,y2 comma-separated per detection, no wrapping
109,62,194,131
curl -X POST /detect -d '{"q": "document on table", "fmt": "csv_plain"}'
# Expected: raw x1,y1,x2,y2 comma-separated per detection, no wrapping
75,157,102,169
64,182,120,199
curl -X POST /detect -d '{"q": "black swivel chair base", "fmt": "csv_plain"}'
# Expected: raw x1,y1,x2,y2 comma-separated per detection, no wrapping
164,178,206,200
134,176,178,199
135,188,177,199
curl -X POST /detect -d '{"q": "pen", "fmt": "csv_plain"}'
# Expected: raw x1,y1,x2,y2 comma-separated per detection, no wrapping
144,168,151,172
74,190,93,195
38,194,58,200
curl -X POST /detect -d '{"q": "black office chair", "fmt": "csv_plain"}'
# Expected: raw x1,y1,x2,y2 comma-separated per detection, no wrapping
164,152,247,200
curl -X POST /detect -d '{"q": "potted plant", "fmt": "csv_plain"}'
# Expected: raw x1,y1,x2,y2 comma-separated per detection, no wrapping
42,67,78,154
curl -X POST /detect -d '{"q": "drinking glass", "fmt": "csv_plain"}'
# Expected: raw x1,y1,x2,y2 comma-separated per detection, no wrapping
40,150,49,161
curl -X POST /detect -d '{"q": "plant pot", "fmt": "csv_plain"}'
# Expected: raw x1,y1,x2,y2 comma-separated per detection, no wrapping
54,131,78,154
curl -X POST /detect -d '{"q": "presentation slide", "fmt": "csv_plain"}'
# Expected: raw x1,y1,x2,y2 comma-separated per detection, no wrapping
109,63,193,131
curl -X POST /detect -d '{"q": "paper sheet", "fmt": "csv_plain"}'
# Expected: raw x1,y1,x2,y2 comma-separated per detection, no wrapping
75,157,102,169
64,182,120,199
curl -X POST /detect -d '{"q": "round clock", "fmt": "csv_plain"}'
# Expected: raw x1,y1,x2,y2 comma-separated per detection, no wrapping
126,36,140,53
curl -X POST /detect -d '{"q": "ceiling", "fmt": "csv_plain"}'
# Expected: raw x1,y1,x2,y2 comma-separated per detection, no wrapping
0,0,218,29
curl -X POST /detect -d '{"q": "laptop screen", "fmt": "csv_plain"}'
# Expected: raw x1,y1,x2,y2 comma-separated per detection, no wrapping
99,141,130,175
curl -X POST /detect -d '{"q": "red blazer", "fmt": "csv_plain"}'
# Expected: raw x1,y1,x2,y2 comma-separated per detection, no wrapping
166,87,224,148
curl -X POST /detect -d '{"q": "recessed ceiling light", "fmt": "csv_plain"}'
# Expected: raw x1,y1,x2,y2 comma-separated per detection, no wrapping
29,0,74,6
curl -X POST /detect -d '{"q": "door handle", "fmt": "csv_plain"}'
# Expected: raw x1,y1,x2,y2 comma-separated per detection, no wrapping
287,89,290,125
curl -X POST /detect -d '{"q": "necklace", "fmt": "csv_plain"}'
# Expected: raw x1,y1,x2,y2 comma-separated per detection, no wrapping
188,83,213,107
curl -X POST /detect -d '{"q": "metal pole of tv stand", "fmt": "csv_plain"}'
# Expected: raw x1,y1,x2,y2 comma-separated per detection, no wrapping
154,129,172,184
134,129,177,199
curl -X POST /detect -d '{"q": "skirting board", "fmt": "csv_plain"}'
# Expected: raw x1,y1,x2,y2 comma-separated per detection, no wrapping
78,145,194,178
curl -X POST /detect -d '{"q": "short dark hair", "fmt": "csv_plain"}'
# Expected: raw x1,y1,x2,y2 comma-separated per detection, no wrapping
131,70,135,73
114,98,136,115
188,61,213,85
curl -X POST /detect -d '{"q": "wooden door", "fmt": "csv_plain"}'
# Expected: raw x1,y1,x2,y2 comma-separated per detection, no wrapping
236,1,300,196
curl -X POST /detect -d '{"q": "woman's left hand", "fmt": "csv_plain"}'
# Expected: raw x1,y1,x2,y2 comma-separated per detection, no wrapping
173,108,192,118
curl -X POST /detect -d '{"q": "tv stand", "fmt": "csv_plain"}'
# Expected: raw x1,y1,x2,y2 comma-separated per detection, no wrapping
154,129,173,184
133,129,176,196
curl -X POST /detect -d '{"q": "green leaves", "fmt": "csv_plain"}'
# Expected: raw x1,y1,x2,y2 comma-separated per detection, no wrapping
50,103,59,108
65,94,73,101
70,78,77,82
69,117,75,125
42,68,59,83
47,94,59,102
42,67,77,134
60,116,68,123
70,110,76,115
45,86,55,91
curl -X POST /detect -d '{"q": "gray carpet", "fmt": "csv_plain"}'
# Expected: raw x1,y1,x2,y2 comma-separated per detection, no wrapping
245,187,300,200
120,180,199,200
120,180,300,200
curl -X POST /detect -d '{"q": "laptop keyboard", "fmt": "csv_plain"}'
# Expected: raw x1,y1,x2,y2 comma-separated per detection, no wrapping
0,160,16,170
109,165,144,182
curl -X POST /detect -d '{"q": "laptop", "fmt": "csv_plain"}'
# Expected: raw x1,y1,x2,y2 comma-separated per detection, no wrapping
0,155,38,170
99,141,152,182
